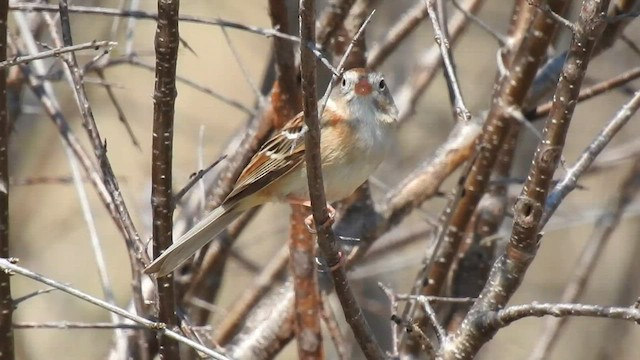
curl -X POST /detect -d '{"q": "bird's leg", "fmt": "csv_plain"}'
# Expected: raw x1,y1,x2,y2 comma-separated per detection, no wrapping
287,197,344,271
286,197,335,234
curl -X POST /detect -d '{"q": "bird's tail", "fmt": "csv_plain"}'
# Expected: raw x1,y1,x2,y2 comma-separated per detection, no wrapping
144,205,242,276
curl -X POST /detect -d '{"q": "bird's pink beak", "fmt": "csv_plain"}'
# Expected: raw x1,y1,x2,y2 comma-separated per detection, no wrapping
354,78,372,96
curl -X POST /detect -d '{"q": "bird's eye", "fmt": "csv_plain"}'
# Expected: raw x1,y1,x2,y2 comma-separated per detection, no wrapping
378,79,386,90
341,77,347,88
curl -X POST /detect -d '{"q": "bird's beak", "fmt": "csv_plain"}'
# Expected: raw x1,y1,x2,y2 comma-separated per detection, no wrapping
354,78,372,96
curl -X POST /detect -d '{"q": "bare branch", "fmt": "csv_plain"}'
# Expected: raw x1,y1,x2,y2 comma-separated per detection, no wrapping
149,0,181,358
532,66,640,119
0,259,230,360
299,0,384,358
0,40,116,69
487,302,640,329
425,0,470,121
54,2,152,326
529,157,640,360
543,89,640,226
447,1,611,357
0,2,13,358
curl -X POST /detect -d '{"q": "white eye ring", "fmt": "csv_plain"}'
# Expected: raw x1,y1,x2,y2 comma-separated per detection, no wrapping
341,77,347,88
378,79,386,90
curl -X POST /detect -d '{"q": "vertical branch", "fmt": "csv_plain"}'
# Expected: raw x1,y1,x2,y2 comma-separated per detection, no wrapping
270,0,323,357
268,0,301,126
299,1,384,359
296,1,324,358
0,2,13,359
289,205,324,359
152,0,180,358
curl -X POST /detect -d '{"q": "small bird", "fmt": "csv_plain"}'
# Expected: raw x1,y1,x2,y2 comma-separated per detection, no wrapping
145,68,398,276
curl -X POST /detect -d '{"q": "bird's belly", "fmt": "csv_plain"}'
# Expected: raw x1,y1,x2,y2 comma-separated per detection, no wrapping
275,147,385,203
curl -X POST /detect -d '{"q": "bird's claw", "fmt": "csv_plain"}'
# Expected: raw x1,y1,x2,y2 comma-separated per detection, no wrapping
304,206,336,234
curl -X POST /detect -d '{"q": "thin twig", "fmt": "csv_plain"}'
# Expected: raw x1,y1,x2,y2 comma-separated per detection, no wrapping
14,322,151,330
0,40,116,69
452,0,507,45
173,154,228,208
13,287,58,305
0,259,230,360
425,0,470,121
106,55,255,116
378,283,401,357
9,3,303,42
219,26,265,105
489,302,640,328
57,0,150,315
319,10,375,114
65,141,121,330
366,0,429,69
543,89,640,227
10,1,341,72
532,66,640,120
416,296,446,346
392,0,485,123
390,315,437,357
93,68,140,149
528,0,577,32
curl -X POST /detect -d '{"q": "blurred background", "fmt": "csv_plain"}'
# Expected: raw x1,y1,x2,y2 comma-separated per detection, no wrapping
7,0,640,359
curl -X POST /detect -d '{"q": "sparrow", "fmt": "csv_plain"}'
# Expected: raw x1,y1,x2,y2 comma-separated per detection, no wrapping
145,68,398,276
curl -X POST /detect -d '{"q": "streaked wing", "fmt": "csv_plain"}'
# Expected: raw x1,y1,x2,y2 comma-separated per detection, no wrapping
223,113,307,205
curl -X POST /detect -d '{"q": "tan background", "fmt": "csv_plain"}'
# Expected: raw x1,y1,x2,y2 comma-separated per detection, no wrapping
9,0,640,359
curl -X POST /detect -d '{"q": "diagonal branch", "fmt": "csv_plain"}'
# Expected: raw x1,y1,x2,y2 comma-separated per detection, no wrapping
528,156,640,360
0,40,116,69
447,1,611,358
0,259,230,360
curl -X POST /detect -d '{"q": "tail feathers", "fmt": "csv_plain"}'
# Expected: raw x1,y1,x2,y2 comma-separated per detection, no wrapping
145,206,241,276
